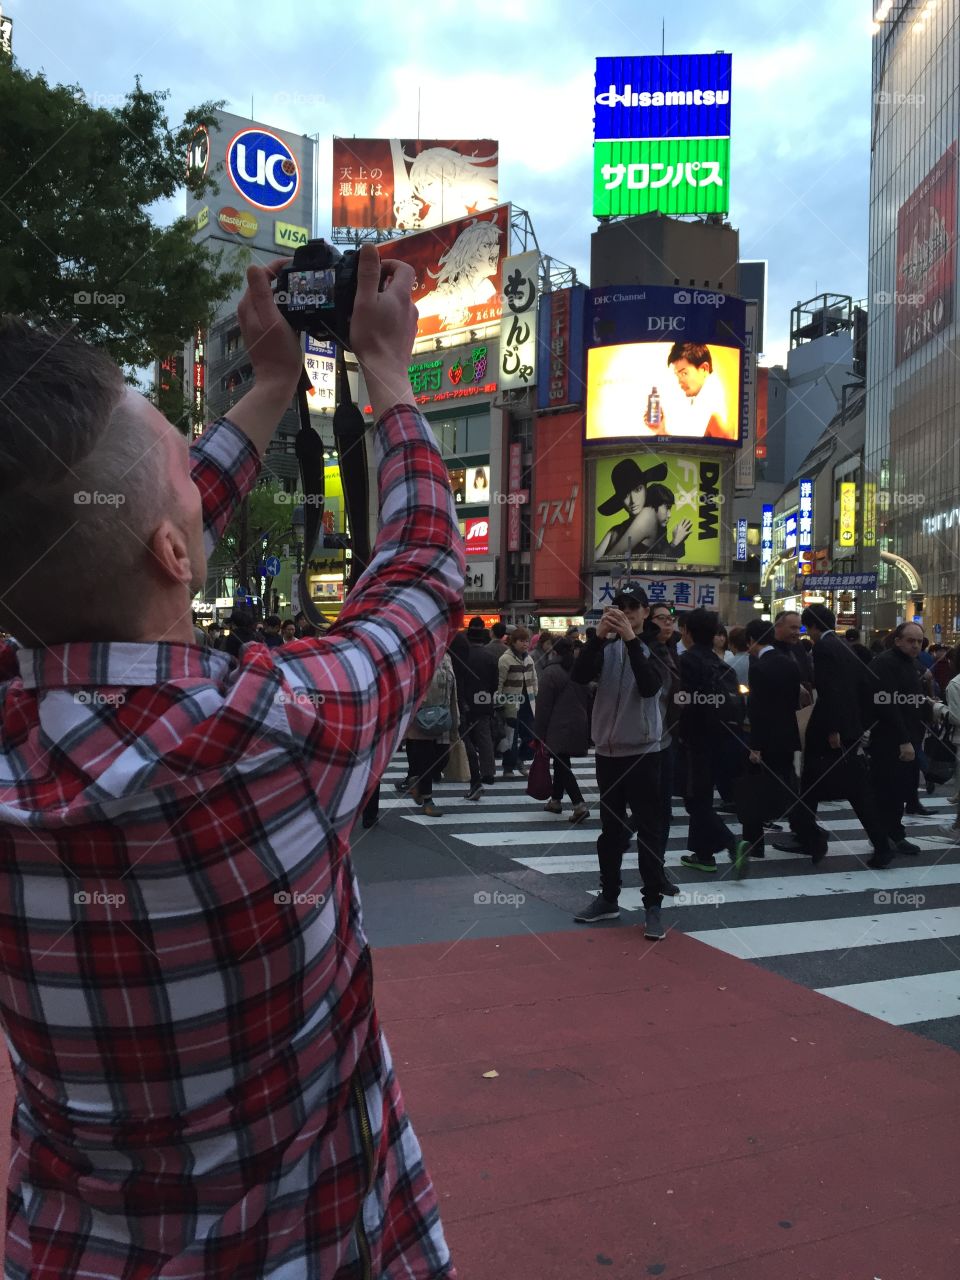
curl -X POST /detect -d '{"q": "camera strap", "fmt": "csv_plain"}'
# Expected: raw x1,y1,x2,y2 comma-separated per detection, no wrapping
294,368,328,630
332,348,370,595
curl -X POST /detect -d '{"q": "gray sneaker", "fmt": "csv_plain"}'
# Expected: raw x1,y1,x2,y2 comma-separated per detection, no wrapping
573,895,620,923
643,907,665,941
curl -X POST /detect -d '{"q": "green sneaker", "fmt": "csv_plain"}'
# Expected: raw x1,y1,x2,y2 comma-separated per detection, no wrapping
732,839,750,880
680,854,718,874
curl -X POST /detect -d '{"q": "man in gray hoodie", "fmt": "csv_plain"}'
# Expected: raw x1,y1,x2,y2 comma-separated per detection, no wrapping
570,588,668,939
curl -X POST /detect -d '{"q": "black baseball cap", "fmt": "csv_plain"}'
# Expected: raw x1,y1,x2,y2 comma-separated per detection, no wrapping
610,588,649,610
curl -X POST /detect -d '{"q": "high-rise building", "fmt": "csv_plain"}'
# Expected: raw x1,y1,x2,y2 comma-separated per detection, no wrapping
867,0,959,635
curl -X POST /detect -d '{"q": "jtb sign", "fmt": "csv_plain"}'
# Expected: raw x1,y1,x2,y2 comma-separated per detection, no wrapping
227,128,301,211
594,54,733,141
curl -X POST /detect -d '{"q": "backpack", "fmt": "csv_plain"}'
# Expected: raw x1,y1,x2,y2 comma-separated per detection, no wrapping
708,655,746,728
415,660,455,737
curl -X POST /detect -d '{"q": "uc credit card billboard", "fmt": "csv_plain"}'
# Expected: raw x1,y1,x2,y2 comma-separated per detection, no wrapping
586,285,746,446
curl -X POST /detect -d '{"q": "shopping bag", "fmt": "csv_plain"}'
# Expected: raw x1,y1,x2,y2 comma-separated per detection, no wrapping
443,737,471,784
526,745,553,801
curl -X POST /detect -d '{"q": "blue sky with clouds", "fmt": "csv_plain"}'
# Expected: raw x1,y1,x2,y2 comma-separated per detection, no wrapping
6,0,873,361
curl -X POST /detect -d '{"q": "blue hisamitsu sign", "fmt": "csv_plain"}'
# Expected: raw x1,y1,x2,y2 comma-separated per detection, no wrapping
594,53,733,141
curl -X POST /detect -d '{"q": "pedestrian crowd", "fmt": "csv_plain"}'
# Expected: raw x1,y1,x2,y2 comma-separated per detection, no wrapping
387,591,960,942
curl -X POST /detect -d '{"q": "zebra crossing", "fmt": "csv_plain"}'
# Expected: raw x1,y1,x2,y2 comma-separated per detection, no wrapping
378,753,960,1046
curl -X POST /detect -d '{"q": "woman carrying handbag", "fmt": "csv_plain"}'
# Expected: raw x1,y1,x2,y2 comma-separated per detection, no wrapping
531,638,591,823
397,653,458,817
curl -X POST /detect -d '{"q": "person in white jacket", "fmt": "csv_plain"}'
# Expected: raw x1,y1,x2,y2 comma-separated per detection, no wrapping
939,662,960,837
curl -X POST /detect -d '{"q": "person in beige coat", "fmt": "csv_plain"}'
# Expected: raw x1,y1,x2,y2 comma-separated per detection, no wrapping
497,626,538,777
397,652,459,816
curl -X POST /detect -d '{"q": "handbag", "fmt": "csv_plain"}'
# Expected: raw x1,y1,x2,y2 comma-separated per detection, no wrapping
415,705,453,737
443,737,471,783
526,744,553,801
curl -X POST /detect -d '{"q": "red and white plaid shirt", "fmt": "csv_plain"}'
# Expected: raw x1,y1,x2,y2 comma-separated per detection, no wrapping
0,405,464,1279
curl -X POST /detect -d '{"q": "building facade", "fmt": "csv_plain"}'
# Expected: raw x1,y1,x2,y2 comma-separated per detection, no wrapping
867,0,960,638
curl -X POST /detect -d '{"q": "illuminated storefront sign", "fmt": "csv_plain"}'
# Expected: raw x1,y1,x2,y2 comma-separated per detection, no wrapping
227,126,301,212
507,442,523,553
838,482,857,548
463,516,489,555
192,329,205,437
783,511,798,554
499,251,539,388
304,336,335,415
593,573,721,609
761,504,774,575
798,479,813,551
735,517,748,562
464,558,496,596
895,143,957,366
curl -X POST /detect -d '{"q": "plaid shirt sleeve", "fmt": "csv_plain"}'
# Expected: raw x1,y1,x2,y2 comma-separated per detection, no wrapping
251,403,466,826
189,416,263,555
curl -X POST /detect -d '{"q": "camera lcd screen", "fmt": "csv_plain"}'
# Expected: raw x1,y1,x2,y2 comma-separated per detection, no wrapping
285,269,336,311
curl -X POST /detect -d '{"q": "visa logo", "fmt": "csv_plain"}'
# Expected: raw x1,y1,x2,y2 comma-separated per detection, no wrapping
275,220,309,248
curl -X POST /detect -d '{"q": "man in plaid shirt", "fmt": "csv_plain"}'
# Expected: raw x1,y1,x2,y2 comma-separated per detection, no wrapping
0,247,462,1277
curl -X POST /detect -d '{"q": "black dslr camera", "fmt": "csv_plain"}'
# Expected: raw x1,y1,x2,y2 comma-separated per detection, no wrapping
273,240,361,349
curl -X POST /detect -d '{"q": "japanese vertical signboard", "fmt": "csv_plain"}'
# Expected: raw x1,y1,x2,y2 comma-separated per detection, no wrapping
735,517,748,562
863,481,877,547
592,53,732,217
735,300,757,489
304,336,336,415
761,504,774,577
507,442,523,552
838,482,857,550
548,289,570,406
331,139,498,231
192,329,205,438
499,251,539,388
532,413,585,604
894,142,957,366
798,479,813,552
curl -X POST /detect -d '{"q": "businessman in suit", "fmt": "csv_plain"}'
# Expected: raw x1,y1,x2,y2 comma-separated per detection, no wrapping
796,603,892,867
737,620,826,863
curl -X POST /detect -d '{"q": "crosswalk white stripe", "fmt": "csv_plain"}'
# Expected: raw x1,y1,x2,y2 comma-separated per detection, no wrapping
815,971,960,1025
684,905,960,958
514,841,952,874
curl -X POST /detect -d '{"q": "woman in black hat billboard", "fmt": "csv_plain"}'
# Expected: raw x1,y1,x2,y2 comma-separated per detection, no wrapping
594,458,692,561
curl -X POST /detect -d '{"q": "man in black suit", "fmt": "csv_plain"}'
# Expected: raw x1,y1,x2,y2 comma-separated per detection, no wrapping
737,620,826,863
794,603,892,867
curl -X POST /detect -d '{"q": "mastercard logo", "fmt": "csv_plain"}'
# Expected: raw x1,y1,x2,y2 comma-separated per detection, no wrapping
217,206,259,238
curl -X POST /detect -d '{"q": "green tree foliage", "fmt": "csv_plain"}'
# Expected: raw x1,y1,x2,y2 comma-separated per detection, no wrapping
0,63,242,369
211,480,299,598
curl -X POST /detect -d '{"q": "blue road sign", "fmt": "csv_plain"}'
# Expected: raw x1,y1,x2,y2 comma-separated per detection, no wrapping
262,555,281,578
